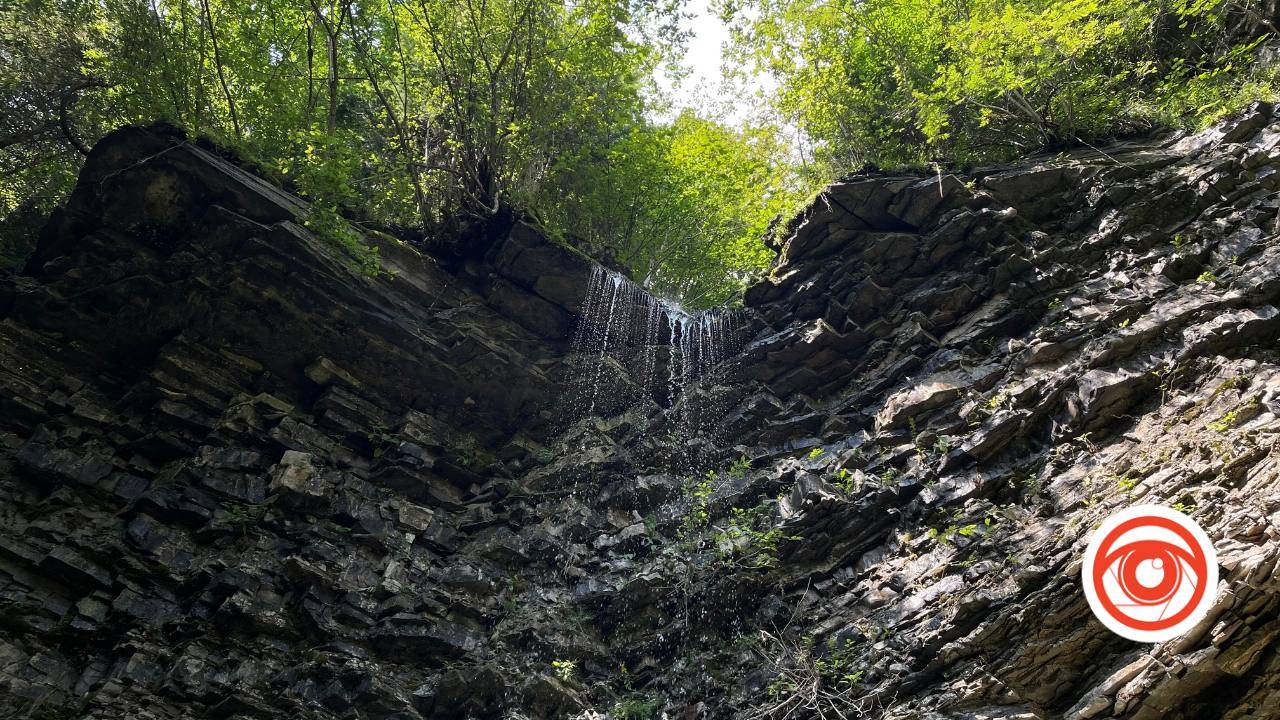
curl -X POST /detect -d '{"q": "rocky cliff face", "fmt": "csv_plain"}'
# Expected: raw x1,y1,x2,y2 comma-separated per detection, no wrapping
3,107,1280,719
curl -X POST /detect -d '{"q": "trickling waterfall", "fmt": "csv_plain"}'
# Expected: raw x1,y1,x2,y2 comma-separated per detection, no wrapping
564,265,744,461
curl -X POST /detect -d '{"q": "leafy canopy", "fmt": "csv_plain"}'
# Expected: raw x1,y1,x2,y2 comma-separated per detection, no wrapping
0,0,797,306
722,0,1280,174
2,0,1278,304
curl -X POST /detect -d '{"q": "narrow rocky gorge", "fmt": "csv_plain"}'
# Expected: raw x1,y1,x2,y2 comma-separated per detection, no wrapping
4,106,1280,719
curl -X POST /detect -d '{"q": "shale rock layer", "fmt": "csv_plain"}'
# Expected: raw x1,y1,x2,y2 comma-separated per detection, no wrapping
4,108,1280,719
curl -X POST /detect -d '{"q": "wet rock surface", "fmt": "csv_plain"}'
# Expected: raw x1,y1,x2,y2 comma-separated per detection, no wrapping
5,107,1280,718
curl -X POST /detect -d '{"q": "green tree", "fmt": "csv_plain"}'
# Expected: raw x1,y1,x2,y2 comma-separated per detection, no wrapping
537,112,802,308
723,0,1279,173
1,0,803,308
0,0,109,265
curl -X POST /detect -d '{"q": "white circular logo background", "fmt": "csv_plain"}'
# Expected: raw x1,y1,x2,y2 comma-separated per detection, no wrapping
1082,504,1218,643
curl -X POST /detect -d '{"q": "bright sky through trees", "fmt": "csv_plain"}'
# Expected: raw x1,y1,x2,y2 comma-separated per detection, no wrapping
656,0,776,126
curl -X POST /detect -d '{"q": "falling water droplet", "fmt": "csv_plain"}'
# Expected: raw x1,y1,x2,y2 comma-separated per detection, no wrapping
562,265,746,471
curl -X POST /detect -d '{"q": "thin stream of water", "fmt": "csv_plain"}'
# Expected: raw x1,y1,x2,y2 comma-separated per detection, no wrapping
565,265,744,464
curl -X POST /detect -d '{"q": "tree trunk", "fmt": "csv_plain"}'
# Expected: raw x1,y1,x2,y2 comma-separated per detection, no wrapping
326,28,339,134
306,23,316,120
308,0,349,135
200,0,241,138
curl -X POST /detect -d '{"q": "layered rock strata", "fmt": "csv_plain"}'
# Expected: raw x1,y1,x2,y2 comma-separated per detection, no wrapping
4,107,1280,719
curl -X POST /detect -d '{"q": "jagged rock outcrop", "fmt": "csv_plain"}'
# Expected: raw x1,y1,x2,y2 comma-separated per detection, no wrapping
0,126,593,718
4,106,1280,719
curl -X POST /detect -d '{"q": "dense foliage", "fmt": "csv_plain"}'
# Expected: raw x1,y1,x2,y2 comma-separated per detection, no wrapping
537,112,796,306
0,0,797,305
723,0,1280,173
2,0,1278,303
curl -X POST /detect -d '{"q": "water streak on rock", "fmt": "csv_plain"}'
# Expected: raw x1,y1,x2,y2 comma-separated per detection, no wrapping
566,266,743,445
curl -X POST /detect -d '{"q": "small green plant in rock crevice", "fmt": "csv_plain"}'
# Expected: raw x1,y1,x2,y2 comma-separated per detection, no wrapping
304,205,382,277
727,456,752,479
1210,408,1241,433
611,694,662,720
927,509,996,546
675,469,794,568
551,659,577,683
1216,375,1249,395
643,513,657,533
447,433,488,469
500,575,525,615
914,428,952,471
832,468,856,494
912,417,928,466
365,420,395,459
713,501,792,569
814,636,866,689
452,445,479,468
879,466,898,487
679,472,716,541
933,435,951,457
927,522,978,545
757,630,875,716
766,673,798,700
224,502,264,537
967,390,1010,426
